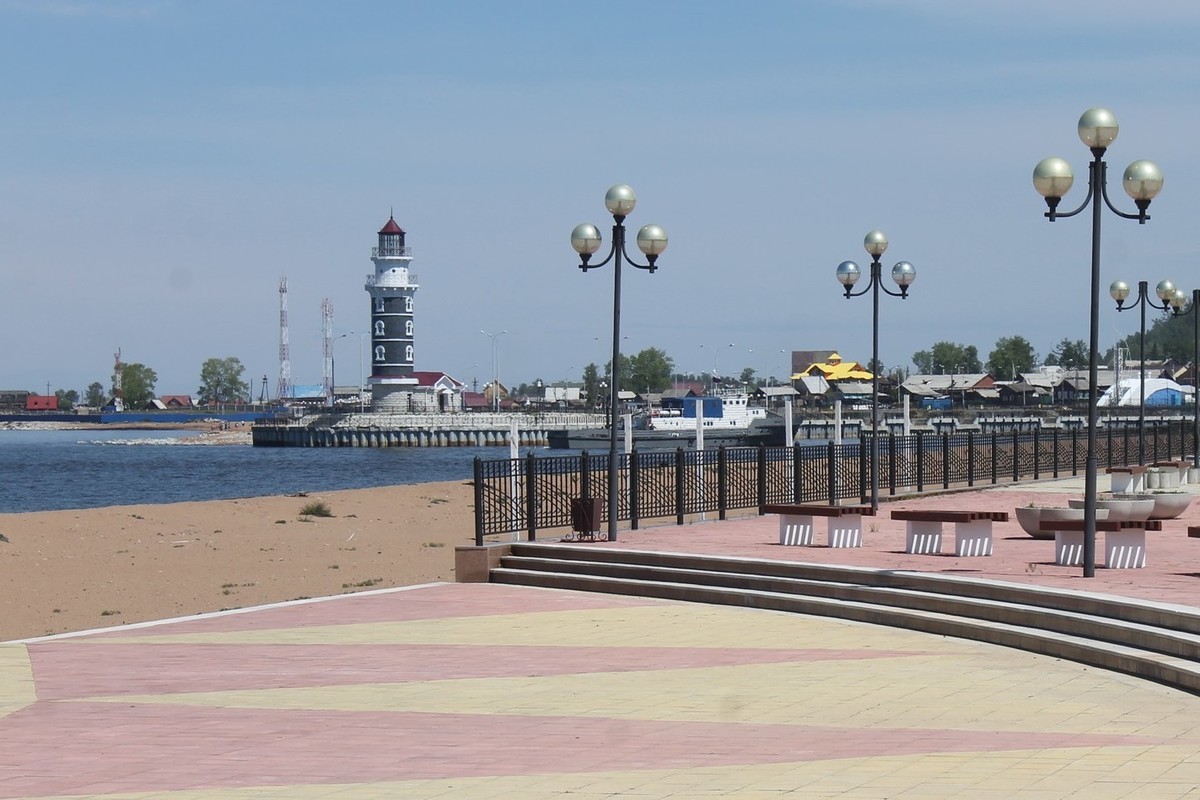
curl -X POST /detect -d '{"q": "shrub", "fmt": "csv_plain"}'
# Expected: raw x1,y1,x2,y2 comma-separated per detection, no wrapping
299,500,333,518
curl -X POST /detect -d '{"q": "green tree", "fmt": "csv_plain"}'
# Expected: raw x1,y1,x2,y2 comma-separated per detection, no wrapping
987,336,1038,378
120,363,157,409
581,363,600,409
1045,338,1089,369
912,342,981,374
54,388,79,411
197,357,250,405
609,348,675,393
738,367,757,387
84,382,106,408
629,348,675,393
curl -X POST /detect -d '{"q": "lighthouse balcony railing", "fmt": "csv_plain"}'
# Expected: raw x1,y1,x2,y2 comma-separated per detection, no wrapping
371,245,413,258
365,272,418,287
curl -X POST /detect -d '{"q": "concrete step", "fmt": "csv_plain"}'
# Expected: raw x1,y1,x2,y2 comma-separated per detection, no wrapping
492,543,1200,695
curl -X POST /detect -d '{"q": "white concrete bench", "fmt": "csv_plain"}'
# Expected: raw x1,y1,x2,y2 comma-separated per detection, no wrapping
1040,518,1162,569
890,510,1009,557
763,503,875,548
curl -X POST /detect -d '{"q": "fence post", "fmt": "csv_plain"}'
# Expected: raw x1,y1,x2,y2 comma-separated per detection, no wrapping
755,445,766,515
676,448,686,526
525,452,538,542
888,431,897,497
580,450,591,505
793,443,803,503
719,446,729,521
859,432,869,505
827,441,837,505
473,457,485,547
990,431,998,485
630,450,640,531
941,433,950,490
1011,431,1019,483
1051,427,1059,478
967,431,975,487
916,431,925,493
1033,428,1041,480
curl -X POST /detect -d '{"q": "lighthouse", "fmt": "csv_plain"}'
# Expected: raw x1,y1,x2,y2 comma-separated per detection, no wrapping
365,215,420,411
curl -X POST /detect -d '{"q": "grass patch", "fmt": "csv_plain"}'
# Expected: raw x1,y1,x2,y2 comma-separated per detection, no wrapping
424,541,445,548
299,500,333,518
275,520,287,525
342,578,382,589
100,610,121,617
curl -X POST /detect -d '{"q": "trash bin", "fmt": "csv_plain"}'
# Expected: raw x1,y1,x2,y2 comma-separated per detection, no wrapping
570,497,602,538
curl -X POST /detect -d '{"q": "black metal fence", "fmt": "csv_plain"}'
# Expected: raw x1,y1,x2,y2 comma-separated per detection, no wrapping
472,422,1195,544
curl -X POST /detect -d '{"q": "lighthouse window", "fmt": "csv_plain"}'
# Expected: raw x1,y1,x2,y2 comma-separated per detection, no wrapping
405,296,413,312
374,298,385,313
405,345,414,362
405,320,413,337
374,320,385,337
374,345,385,362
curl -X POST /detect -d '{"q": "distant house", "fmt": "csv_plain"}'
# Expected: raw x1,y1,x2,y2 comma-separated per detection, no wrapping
159,395,194,408
409,371,467,412
800,352,872,383
900,373,997,407
1098,377,1191,408
24,394,57,411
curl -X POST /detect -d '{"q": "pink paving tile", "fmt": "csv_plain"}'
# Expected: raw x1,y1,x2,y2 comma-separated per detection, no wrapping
88,581,662,639
29,642,935,700
0,702,1163,797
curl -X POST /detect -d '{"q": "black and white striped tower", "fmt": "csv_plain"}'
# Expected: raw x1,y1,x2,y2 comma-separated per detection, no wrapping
365,215,420,411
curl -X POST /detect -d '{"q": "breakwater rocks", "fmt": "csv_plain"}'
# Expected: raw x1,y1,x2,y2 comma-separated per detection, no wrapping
252,426,550,448
251,412,600,448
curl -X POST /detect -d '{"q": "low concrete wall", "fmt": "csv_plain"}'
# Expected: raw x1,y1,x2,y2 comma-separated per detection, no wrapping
455,543,513,582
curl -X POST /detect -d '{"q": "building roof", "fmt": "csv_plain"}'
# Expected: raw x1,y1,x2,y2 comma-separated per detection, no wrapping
409,371,465,389
379,216,405,235
801,352,873,381
833,381,873,396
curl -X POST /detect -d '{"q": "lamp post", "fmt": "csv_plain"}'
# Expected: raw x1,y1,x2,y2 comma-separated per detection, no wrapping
356,331,369,412
1169,288,1200,472
571,184,668,542
332,332,352,411
1110,279,1176,464
836,230,916,511
480,329,507,413
1033,107,1164,578
599,379,609,427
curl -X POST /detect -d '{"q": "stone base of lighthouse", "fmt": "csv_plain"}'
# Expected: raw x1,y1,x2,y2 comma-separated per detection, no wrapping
370,378,419,413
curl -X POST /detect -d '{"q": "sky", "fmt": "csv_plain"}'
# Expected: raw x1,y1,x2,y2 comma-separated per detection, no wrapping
4,0,1200,398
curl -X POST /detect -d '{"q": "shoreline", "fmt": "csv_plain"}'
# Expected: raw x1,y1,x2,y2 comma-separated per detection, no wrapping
0,478,480,642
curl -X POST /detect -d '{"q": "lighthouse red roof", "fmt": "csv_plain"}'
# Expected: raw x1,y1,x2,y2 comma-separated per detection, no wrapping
379,216,405,235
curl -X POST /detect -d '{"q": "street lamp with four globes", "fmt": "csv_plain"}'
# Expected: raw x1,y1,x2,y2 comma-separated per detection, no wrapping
571,184,668,542
1032,107,1164,578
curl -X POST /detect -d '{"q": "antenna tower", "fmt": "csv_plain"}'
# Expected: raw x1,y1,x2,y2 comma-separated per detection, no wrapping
322,298,334,406
112,348,124,412
276,277,291,402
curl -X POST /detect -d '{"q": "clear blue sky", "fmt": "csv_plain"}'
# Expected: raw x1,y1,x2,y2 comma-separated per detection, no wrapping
3,0,1200,397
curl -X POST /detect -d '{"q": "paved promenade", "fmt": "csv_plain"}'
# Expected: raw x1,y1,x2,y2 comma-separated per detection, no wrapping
4,475,1200,798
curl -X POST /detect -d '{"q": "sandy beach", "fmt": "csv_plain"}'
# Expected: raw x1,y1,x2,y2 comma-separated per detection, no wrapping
0,479,479,642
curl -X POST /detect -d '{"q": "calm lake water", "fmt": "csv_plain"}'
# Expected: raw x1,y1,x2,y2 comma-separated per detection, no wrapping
0,429,537,514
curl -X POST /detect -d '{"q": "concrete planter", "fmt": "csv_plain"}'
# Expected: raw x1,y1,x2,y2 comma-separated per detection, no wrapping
1015,506,1109,539
1147,491,1192,520
1068,494,1155,521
